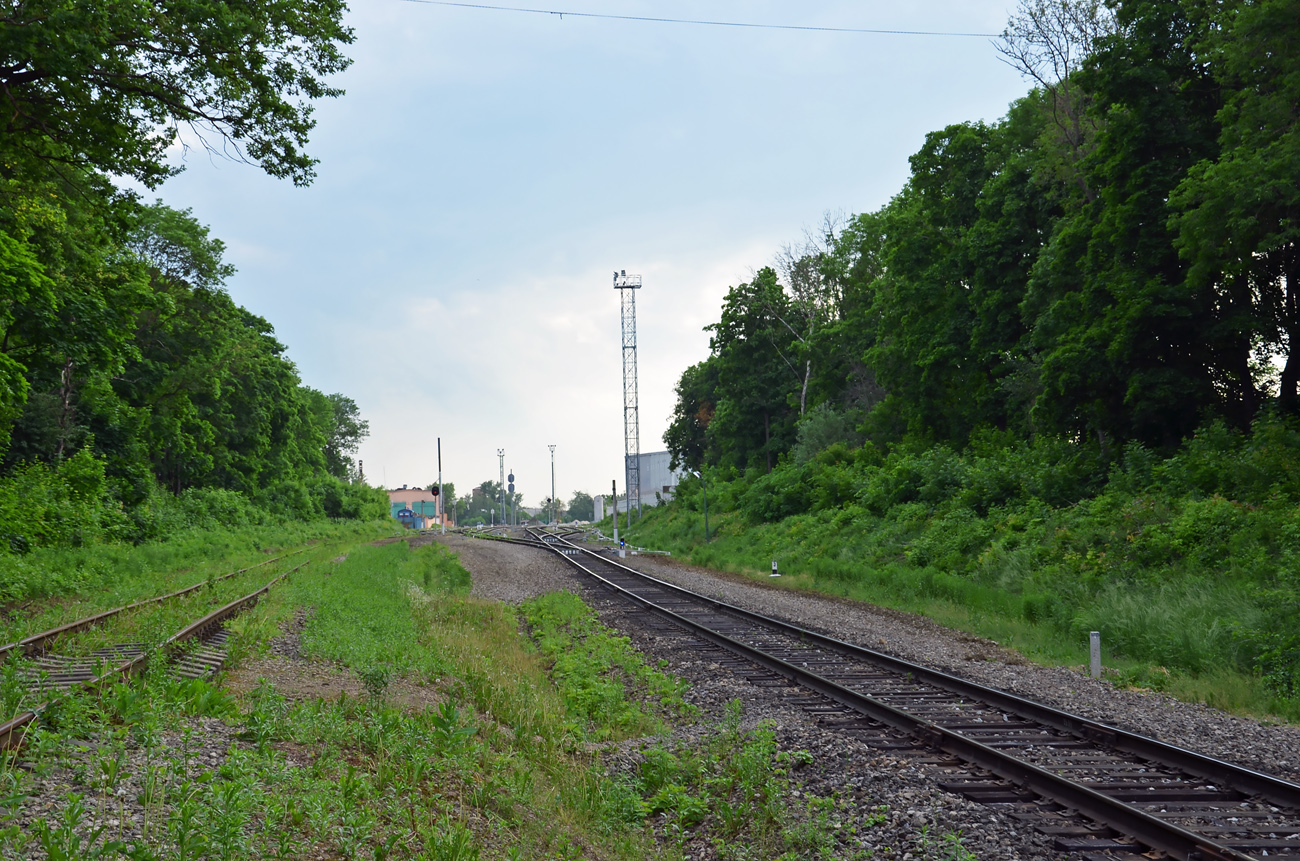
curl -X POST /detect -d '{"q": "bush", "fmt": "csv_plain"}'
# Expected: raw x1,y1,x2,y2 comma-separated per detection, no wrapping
0,448,125,553
315,477,388,520
628,412,1300,689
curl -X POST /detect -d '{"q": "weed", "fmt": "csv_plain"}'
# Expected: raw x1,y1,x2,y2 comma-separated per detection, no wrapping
429,699,477,753
33,793,124,860
168,785,210,861
420,819,480,861
358,663,393,700
5,535,894,861
941,830,979,861
625,461,1300,721
520,591,695,737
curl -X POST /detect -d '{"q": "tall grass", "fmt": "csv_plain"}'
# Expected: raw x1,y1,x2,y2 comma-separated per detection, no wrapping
0,519,393,644
619,417,1300,720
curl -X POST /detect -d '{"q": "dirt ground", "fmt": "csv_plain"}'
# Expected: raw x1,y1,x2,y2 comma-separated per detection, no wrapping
223,608,444,713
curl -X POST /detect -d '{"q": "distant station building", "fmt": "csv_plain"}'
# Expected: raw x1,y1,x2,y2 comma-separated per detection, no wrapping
593,450,684,520
387,485,447,529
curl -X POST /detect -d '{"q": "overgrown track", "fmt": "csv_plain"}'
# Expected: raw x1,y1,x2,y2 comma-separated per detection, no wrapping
0,548,306,661
502,528,1300,861
0,560,309,749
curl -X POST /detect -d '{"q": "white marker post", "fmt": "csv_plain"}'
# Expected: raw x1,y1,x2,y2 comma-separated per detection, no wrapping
770,559,780,578
1090,631,1102,679
612,480,625,558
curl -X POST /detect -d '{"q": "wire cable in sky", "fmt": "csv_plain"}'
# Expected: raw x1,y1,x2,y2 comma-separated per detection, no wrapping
396,0,1002,38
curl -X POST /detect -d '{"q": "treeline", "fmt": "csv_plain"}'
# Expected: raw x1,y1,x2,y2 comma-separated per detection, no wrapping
668,0,1299,469
446,481,595,526
657,0,1300,700
0,0,384,556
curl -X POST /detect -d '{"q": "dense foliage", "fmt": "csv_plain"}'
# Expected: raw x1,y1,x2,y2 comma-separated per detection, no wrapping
668,0,1300,470
0,0,381,560
658,0,1300,704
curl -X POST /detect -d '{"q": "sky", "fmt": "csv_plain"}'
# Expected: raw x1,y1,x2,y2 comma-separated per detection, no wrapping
147,0,1031,506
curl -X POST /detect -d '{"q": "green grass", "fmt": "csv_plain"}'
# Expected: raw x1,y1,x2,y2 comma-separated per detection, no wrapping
290,541,471,676
615,501,1300,723
0,531,935,860
0,518,397,644
602,699,877,860
519,591,694,738
0,537,651,860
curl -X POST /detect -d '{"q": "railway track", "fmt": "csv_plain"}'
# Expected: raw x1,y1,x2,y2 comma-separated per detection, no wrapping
0,548,305,662
502,527,1300,861
0,558,309,749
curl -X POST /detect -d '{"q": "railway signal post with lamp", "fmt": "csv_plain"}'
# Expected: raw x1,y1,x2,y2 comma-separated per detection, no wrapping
549,444,556,526
508,471,515,526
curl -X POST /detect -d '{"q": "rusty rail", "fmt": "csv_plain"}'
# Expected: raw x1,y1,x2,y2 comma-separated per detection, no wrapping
0,549,306,661
0,560,308,750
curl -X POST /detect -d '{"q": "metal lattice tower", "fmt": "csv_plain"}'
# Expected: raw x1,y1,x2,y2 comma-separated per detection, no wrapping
614,270,642,525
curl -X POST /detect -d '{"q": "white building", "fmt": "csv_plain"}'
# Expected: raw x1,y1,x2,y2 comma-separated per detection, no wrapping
637,450,682,506
593,450,684,521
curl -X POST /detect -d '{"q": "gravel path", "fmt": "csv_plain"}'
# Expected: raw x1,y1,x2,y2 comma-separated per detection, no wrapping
425,532,577,602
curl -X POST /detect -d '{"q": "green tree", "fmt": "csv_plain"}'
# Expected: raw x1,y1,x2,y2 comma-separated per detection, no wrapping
308,391,369,479
1025,0,1223,448
1,173,153,467
704,268,802,471
566,491,594,522
868,122,1001,443
0,0,354,187
458,480,522,525
0,220,53,442
664,360,719,471
128,201,236,288
1170,0,1300,418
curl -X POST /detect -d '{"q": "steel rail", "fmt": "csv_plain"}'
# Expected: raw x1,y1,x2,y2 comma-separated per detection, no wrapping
551,535,1300,812
476,533,550,549
516,529,1265,861
0,560,308,750
0,549,307,661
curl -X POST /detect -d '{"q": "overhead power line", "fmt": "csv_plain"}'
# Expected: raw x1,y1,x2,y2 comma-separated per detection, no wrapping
396,0,1001,38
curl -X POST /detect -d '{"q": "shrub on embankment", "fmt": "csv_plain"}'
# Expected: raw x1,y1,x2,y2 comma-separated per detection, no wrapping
621,415,1300,712
0,453,392,606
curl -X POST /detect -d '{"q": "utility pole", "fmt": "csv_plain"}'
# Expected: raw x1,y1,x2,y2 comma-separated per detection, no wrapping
497,449,506,526
438,438,445,534
548,445,556,526
614,271,642,529
611,479,619,551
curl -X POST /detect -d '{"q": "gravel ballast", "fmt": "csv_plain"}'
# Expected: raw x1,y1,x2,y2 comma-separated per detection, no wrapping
435,530,1300,859
622,551,1300,783
436,532,1077,860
